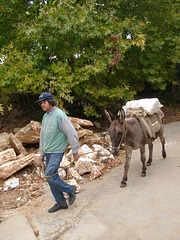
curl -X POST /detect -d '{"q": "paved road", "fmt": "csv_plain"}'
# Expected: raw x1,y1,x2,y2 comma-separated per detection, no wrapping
1,122,180,240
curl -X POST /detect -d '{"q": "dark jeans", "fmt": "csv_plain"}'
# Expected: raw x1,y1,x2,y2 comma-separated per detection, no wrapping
45,153,73,206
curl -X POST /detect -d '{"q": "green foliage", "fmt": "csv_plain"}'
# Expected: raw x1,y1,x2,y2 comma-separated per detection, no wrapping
0,104,4,115
0,0,179,117
115,0,180,93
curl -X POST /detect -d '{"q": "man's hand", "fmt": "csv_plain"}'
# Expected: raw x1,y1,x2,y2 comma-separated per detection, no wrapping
73,153,80,161
39,156,45,165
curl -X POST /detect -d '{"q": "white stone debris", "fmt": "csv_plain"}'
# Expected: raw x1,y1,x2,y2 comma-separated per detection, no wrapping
3,177,19,191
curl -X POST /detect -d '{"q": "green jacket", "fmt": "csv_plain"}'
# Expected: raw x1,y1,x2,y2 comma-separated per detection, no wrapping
40,107,79,155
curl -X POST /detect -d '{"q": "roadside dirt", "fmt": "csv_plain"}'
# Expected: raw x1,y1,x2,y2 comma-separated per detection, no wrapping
0,154,123,219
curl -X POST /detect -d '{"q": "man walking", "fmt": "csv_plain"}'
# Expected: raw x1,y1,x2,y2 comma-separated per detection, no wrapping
36,92,80,213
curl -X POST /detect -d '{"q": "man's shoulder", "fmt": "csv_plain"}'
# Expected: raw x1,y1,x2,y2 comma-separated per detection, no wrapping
54,107,67,118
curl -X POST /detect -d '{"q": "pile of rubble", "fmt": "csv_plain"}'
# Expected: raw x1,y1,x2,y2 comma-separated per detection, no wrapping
0,117,124,213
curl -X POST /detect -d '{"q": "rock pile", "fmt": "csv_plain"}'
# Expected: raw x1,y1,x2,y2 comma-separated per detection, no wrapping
0,117,123,211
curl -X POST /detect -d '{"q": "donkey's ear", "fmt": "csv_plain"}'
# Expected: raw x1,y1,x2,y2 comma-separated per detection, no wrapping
105,109,114,123
118,108,125,123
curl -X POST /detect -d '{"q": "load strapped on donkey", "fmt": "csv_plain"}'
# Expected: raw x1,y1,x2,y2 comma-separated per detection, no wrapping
105,98,167,188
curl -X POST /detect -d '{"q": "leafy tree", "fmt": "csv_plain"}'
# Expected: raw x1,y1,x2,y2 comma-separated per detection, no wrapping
0,0,179,117
114,0,180,95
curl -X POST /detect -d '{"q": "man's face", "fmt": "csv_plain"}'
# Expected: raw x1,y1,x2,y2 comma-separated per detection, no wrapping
40,100,53,112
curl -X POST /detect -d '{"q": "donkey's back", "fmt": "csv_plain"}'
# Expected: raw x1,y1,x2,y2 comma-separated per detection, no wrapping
125,116,149,149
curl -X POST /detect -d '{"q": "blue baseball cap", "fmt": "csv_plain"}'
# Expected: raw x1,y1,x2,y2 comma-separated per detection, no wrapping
36,92,53,103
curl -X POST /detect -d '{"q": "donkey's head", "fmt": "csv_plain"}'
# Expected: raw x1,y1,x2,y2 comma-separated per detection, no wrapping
105,109,126,156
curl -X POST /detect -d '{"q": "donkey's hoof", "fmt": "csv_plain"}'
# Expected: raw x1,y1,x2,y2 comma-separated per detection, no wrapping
141,173,146,177
120,182,126,188
163,152,167,159
146,162,151,167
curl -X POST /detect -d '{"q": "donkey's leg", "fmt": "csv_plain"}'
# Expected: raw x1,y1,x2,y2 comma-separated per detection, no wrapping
140,145,146,177
147,142,153,166
159,128,167,159
120,146,133,188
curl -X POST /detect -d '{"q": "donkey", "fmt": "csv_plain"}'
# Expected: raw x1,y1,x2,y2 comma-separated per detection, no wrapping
105,108,166,188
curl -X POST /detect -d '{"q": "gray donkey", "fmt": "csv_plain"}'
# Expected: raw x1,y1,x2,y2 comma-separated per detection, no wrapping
105,108,166,188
